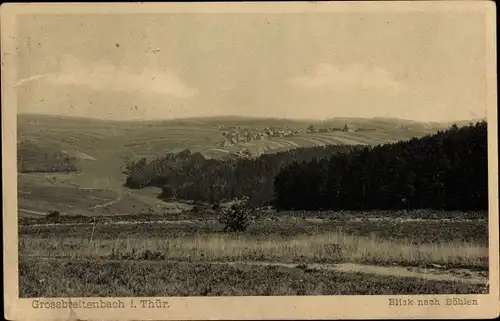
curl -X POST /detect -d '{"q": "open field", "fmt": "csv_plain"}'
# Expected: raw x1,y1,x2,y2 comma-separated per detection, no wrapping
20,215,488,244
17,172,188,217
19,258,487,297
18,176,120,214
225,128,438,156
20,230,487,269
19,211,488,296
18,114,449,161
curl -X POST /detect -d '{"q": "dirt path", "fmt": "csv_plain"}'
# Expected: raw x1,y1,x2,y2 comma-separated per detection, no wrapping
19,216,486,227
18,209,47,216
20,219,203,227
76,151,97,161
23,256,488,285
214,261,488,285
90,195,122,209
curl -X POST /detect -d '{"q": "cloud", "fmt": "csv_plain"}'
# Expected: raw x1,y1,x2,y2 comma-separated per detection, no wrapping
15,74,52,87
42,57,197,99
289,63,404,93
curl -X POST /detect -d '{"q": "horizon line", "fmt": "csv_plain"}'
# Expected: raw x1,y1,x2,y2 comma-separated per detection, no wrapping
17,111,486,125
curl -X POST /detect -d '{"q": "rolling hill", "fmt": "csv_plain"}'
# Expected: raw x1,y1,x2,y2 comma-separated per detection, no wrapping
16,113,464,217
18,113,459,160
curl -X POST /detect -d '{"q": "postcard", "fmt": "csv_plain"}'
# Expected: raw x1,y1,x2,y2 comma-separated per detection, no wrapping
2,1,498,320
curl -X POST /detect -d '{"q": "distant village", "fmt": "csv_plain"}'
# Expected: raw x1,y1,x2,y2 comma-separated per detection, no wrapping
216,124,357,148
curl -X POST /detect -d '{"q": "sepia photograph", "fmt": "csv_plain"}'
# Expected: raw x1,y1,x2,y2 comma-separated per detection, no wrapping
2,2,498,320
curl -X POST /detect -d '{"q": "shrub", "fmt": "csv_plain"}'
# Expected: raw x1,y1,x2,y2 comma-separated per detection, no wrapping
159,185,175,200
45,210,60,220
191,206,203,214
218,198,252,232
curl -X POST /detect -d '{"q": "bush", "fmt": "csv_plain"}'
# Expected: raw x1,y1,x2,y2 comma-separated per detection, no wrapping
125,157,147,173
191,206,203,214
45,210,60,220
159,185,175,200
218,198,252,232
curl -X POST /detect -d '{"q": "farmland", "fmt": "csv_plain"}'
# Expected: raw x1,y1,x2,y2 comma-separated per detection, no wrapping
217,125,441,156
18,114,449,161
219,129,433,157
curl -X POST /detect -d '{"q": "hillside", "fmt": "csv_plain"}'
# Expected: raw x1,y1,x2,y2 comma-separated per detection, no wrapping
17,140,78,173
18,113,452,160
123,121,487,208
275,121,488,211
125,144,364,205
17,113,459,216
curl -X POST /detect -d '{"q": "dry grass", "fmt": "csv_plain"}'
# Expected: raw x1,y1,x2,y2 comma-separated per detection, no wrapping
18,215,488,297
20,229,487,269
19,258,487,297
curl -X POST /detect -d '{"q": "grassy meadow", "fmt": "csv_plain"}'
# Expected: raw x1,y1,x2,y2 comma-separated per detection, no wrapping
20,258,487,297
19,210,489,297
20,229,487,269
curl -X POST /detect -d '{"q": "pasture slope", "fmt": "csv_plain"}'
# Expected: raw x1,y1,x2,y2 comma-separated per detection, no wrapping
18,113,455,160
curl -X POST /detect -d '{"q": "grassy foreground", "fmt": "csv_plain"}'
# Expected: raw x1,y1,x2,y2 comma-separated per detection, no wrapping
20,216,488,244
19,211,488,296
20,230,487,269
19,258,488,297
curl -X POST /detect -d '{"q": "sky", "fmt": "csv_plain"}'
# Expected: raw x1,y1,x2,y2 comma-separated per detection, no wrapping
15,11,488,122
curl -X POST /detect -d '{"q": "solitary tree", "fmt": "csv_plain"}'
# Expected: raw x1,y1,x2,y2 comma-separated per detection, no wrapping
218,197,252,232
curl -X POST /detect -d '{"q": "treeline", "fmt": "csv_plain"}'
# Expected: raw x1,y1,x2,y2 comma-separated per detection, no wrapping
274,122,488,211
17,140,78,173
125,145,363,205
